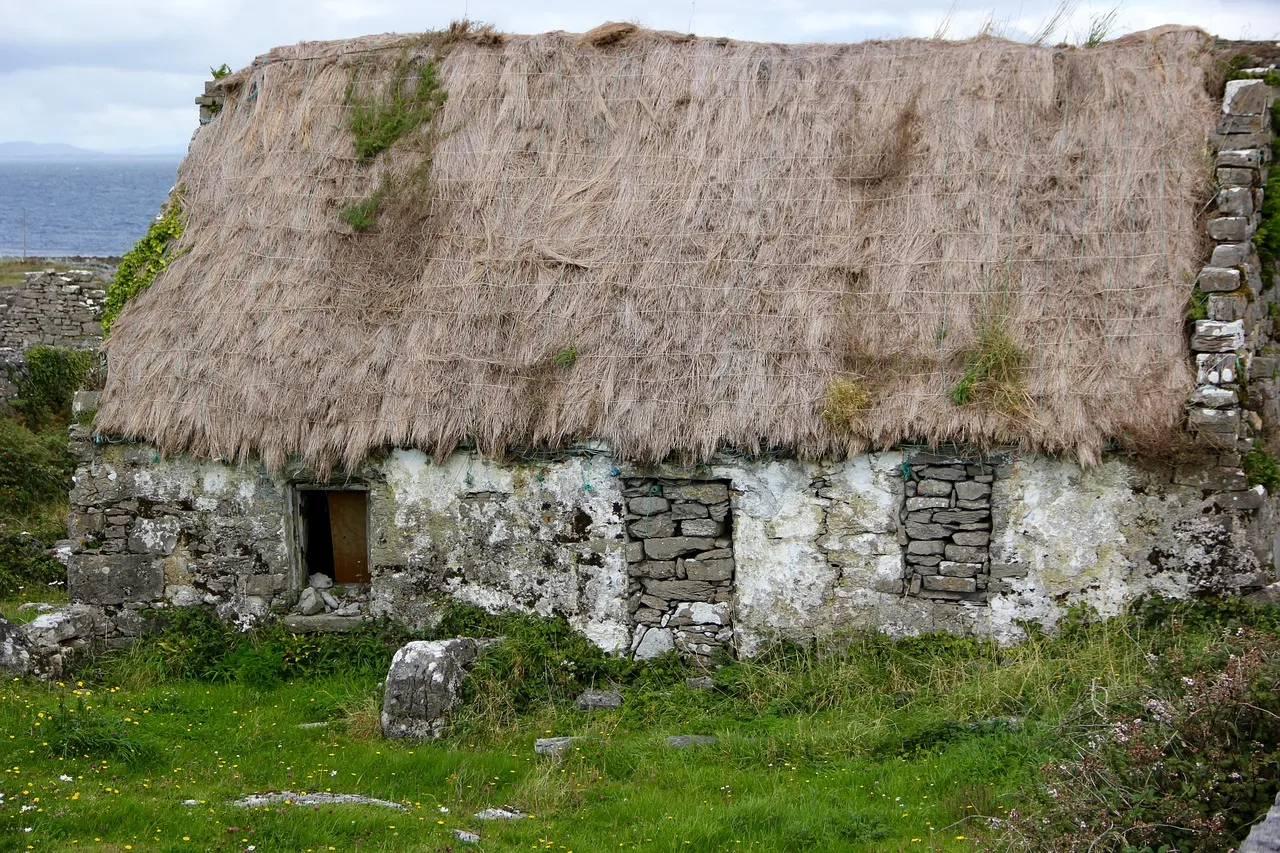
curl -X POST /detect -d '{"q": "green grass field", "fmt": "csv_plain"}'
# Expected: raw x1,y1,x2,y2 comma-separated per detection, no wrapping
1,600,1277,852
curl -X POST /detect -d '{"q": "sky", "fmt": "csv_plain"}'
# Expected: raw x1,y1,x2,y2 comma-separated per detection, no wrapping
2,0,1278,153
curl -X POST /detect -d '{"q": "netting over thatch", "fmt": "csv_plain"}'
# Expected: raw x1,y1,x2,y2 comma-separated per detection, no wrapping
97,23,1219,472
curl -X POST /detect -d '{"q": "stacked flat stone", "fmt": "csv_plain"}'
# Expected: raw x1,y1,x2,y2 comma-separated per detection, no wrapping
623,479,734,666
1183,73,1277,506
195,80,227,125
900,454,1001,604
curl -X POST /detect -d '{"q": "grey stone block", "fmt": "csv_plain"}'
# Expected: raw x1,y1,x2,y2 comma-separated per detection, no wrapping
1208,216,1249,242
381,638,479,739
684,559,734,582
628,497,669,515
944,544,988,563
904,522,950,540
1219,113,1266,134
916,479,954,497
915,466,967,481
664,483,728,504
952,531,990,546
670,502,708,520
1186,408,1241,435
1210,243,1248,267
1214,488,1266,511
922,575,977,593
681,518,721,537
905,497,950,511
1196,267,1242,293
932,510,989,524
906,539,946,555
575,689,623,711
283,614,364,633
1191,320,1245,352
534,736,586,758
1207,294,1248,322
644,537,717,560
954,481,991,501
642,579,716,601
68,554,162,605
1217,149,1264,169
1187,385,1237,408
629,515,676,539
1173,465,1247,491
938,561,983,578
631,560,677,579
990,563,1028,578
1216,166,1257,187
906,555,943,567
1218,187,1254,216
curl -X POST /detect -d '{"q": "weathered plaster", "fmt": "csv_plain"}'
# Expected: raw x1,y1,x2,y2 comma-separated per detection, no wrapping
370,450,631,652
67,430,1276,654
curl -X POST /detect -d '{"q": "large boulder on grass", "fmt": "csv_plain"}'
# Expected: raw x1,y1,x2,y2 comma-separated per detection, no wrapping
380,638,481,740
0,615,32,675
20,605,109,680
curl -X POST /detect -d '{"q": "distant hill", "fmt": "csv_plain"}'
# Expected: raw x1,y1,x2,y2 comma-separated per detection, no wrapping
0,141,184,161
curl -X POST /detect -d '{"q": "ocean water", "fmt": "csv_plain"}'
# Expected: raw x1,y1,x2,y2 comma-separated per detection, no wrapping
0,158,182,258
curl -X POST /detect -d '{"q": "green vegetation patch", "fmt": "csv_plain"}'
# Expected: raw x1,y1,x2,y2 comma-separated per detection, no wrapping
9,345,92,430
820,377,871,429
101,186,186,335
1256,102,1280,289
338,193,382,231
1244,441,1280,490
346,51,447,163
950,320,1027,412
3,598,1278,851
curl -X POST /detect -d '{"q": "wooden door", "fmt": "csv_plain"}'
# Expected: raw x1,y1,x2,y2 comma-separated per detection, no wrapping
327,491,369,584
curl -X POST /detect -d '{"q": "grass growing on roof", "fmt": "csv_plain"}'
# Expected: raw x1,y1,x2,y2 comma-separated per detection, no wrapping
820,378,872,429
345,50,447,163
950,320,1027,413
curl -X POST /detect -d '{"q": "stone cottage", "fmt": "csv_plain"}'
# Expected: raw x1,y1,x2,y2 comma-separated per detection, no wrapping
69,23,1280,661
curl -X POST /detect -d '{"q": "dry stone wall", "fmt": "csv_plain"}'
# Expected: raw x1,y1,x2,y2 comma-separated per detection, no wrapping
1,270,105,398
622,478,735,666
900,453,1007,604
1185,74,1277,504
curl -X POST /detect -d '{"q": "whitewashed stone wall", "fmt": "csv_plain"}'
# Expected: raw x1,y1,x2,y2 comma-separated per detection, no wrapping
65,428,1277,652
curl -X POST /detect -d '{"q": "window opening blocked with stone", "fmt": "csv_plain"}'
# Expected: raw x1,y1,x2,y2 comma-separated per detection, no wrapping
900,453,1005,603
623,478,735,666
297,488,370,585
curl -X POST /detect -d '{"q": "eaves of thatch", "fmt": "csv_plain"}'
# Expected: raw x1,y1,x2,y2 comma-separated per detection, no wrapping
96,22,1220,472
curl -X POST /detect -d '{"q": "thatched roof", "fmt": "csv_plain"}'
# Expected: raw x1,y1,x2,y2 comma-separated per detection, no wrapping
97,23,1218,471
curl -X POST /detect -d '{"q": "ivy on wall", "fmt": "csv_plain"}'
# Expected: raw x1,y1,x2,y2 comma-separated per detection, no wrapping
102,186,187,335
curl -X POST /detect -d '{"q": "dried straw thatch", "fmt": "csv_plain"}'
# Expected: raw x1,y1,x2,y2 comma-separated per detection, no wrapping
98,23,1219,471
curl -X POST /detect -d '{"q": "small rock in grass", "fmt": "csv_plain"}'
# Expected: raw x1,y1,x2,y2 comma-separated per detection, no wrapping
574,688,623,711
474,807,525,820
665,735,716,748
685,676,714,691
454,829,481,844
233,791,404,809
534,736,584,759
181,799,200,807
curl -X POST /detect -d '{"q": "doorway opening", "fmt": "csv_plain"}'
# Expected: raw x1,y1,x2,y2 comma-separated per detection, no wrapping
297,488,370,585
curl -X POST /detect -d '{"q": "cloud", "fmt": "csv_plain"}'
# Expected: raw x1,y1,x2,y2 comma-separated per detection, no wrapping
1,0,1278,151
